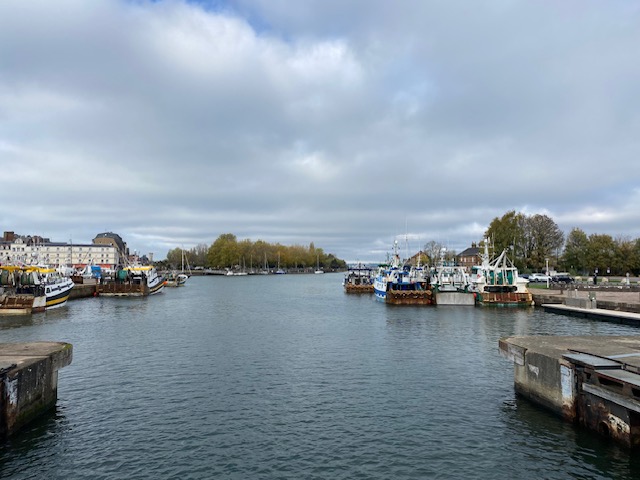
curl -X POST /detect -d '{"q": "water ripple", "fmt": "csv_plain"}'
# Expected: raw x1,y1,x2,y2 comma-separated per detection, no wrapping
1,275,640,479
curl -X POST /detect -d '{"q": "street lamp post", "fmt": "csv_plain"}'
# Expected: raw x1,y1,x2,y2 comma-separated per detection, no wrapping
545,258,549,289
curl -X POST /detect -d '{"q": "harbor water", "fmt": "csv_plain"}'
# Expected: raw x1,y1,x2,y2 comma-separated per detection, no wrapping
2,273,640,479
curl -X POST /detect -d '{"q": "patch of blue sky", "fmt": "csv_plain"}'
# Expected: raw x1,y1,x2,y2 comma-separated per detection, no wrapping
185,0,276,36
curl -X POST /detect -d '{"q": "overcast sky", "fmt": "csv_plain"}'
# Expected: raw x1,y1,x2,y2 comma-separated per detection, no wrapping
1,0,639,262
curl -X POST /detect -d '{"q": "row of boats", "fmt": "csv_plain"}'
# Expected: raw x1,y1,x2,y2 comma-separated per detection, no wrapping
343,241,533,307
0,263,188,315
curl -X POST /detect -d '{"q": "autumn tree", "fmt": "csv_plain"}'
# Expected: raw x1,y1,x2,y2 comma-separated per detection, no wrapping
207,233,239,268
199,234,345,270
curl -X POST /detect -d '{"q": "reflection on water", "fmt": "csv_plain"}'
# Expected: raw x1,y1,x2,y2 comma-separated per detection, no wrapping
1,274,640,479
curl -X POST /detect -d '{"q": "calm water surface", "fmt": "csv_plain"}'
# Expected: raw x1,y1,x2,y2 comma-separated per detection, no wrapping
1,274,640,479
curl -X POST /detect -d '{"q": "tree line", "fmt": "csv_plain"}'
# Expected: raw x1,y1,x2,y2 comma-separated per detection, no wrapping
161,233,347,271
476,210,640,275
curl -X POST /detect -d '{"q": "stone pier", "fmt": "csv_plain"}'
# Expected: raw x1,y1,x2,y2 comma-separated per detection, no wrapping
0,342,72,437
500,336,640,448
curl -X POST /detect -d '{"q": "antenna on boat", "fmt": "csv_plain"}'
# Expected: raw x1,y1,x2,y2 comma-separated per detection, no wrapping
404,217,410,264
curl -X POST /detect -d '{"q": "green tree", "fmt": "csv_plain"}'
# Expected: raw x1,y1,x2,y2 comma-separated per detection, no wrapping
526,214,564,271
485,210,526,265
632,238,640,275
586,234,616,276
189,243,209,267
562,228,589,274
165,247,183,269
613,236,635,276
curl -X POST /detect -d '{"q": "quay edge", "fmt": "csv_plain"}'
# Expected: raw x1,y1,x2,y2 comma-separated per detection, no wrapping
531,289,640,314
499,335,640,448
69,283,97,300
0,342,72,438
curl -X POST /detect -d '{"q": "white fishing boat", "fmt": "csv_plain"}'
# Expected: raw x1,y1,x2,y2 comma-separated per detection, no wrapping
470,242,533,306
430,253,475,306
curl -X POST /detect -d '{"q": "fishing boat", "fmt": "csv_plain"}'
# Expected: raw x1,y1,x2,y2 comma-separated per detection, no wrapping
0,265,74,315
384,264,434,305
470,242,533,306
429,255,475,306
373,242,402,301
374,241,434,305
343,263,374,293
97,265,165,297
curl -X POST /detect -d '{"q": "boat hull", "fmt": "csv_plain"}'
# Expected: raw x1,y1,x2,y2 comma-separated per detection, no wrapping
0,294,45,315
343,266,374,294
435,291,476,306
164,273,188,287
45,278,74,309
476,291,534,306
148,277,165,295
345,284,374,294
0,275,73,315
374,283,387,301
385,289,435,305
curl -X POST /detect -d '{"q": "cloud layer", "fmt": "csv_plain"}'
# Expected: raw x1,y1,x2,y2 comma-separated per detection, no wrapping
2,0,639,261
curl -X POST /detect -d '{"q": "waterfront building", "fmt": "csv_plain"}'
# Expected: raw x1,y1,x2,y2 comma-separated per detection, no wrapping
1,231,120,268
456,245,481,271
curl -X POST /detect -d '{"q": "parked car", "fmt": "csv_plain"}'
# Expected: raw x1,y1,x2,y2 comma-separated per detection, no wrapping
551,274,574,284
529,273,550,283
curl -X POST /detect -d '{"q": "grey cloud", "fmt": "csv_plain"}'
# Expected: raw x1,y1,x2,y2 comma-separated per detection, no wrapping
1,0,639,262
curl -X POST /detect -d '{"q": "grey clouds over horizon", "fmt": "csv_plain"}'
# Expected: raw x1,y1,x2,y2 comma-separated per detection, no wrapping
1,0,639,262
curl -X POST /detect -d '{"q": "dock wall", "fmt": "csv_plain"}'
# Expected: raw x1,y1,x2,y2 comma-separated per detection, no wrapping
499,338,574,419
69,283,96,300
0,342,72,437
532,290,640,313
500,336,640,448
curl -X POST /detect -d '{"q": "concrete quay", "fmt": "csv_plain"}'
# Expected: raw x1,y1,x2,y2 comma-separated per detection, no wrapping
533,288,640,314
500,335,640,448
532,288,640,325
69,283,97,300
0,342,72,438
